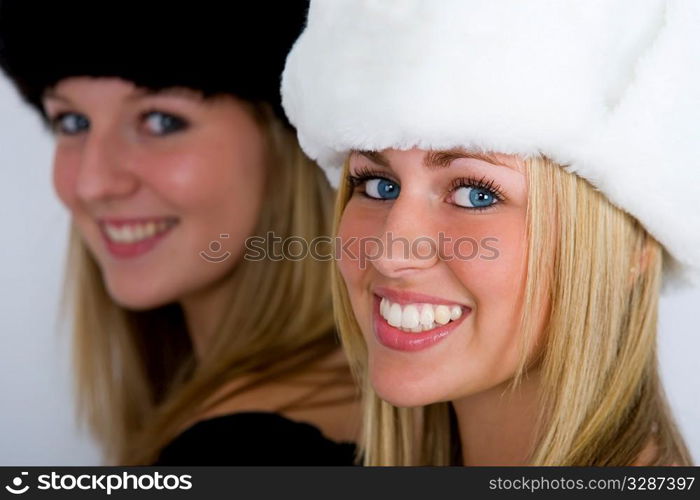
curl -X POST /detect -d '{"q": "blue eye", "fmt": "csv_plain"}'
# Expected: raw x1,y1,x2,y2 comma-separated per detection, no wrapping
143,111,188,135
450,176,504,210
365,178,400,200
52,113,89,135
453,186,498,209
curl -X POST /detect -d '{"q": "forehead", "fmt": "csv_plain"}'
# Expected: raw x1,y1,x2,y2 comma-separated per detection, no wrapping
44,77,203,104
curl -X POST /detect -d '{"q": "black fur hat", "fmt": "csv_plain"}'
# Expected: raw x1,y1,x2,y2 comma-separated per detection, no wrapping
0,1,308,125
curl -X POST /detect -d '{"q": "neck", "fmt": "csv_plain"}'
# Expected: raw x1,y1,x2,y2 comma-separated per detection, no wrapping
451,369,541,466
179,278,232,361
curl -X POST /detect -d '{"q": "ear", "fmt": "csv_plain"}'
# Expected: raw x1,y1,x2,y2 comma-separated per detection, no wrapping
629,237,656,283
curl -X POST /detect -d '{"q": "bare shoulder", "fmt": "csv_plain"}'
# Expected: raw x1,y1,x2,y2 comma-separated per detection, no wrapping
272,347,362,443
632,441,657,466
186,347,361,443
632,439,681,466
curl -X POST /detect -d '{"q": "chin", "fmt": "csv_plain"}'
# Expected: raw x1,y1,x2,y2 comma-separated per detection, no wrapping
103,274,178,311
368,360,455,409
367,347,498,409
373,387,435,409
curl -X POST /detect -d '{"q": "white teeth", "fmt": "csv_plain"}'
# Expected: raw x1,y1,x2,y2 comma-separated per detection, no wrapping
123,226,135,242
401,304,420,329
103,219,174,244
380,297,389,318
434,305,451,325
420,305,434,327
379,297,466,333
388,303,403,327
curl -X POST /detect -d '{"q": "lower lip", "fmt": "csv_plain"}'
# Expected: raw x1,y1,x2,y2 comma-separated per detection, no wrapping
372,294,470,352
100,224,177,259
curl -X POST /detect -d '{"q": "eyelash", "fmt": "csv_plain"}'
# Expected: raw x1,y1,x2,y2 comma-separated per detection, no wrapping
47,110,188,135
448,175,506,211
347,167,506,211
49,112,63,128
139,109,189,133
49,112,85,135
347,166,394,189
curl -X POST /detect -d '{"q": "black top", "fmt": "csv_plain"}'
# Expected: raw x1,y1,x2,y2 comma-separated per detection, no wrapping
154,412,358,466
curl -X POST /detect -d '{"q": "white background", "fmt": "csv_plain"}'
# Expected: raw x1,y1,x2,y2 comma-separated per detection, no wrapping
0,74,697,465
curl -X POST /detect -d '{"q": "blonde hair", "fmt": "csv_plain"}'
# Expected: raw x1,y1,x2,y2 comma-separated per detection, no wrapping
332,155,692,466
65,104,351,464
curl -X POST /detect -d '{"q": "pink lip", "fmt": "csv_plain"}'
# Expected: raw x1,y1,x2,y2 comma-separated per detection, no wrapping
98,216,178,259
372,293,471,352
373,286,469,307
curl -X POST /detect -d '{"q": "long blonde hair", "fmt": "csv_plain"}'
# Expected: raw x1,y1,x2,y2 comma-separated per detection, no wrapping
65,103,352,464
332,154,692,465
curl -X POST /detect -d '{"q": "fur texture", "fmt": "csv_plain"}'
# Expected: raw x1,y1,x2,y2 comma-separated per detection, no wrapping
0,0,309,125
282,0,700,289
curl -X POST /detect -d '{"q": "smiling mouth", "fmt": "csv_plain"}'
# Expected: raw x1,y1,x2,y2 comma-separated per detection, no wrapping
97,216,179,259
379,296,465,333
100,217,179,244
372,292,471,352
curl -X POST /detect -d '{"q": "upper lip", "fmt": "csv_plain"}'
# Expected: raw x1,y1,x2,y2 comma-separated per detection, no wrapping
373,285,470,308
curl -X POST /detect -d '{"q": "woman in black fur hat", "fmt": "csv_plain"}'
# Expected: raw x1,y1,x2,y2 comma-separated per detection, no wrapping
0,1,360,465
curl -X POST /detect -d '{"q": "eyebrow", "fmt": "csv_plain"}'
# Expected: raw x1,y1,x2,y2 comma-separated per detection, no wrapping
358,150,391,167
356,149,517,170
43,86,204,105
424,149,515,169
42,90,72,104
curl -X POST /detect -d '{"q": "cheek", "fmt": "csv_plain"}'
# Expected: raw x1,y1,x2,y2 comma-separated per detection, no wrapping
149,153,263,284
443,208,526,299
52,148,81,210
452,230,525,301
140,151,234,205
138,138,265,225
336,200,386,287
335,201,388,340
446,212,528,363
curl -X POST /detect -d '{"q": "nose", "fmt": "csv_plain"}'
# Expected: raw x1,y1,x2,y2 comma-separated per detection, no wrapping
369,195,440,278
75,129,138,203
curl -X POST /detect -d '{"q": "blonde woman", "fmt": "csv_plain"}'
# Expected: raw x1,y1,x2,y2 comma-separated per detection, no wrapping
0,1,359,464
281,0,699,465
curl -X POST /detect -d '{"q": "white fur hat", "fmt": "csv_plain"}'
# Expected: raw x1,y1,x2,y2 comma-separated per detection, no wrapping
282,0,700,289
